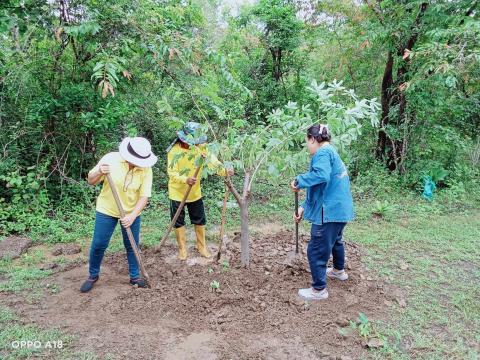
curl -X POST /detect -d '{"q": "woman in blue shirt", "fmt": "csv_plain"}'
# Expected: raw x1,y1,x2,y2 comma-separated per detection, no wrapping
291,124,354,300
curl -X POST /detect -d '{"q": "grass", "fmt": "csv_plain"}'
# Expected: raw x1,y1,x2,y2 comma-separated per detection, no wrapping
0,306,74,359
346,207,480,359
0,306,112,359
0,179,479,359
0,255,52,295
0,244,78,300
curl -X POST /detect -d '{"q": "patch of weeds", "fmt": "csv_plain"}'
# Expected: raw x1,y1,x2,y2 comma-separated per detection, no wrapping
62,353,99,360
19,249,46,267
0,257,13,274
0,306,16,323
371,200,395,220
55,256,69,266
340,313,395,355
46,283,60,295
64,353,117,360
0,267,52,293
29,208,93,245
350,313,373,339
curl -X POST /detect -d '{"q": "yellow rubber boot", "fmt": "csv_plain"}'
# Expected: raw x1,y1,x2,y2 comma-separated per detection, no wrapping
194,225,211,258
175,226,187,260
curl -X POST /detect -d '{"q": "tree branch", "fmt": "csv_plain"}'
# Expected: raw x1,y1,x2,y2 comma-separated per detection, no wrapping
225,177,242,204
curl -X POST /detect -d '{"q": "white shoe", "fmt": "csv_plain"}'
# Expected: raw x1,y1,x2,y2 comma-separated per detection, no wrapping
298,287,329,300
326,267,349,281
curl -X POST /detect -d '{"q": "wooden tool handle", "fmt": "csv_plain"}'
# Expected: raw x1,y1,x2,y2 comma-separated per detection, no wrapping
216,185,230,261
106,173,151,287
295,191,299,254
107,173,126,218
158,159,203,248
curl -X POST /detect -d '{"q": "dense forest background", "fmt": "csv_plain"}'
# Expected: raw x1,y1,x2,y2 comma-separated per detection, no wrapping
0,0,479,235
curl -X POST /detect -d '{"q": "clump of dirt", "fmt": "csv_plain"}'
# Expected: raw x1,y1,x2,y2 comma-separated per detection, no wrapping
51,243,82,256
1,231,391,359
0,235,32,260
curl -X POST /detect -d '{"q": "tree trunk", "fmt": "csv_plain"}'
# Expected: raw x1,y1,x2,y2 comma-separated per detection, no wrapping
239,200,249,267
376,51,394,161
376,2,429,170
225,174,251,267
387,57,410,172
270,47,282,81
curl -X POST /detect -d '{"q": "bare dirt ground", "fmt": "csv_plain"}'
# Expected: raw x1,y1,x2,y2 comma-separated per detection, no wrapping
1,231,392,359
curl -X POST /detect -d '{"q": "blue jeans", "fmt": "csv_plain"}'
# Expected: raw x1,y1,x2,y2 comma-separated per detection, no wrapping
89,211,141,279
307,222,347,290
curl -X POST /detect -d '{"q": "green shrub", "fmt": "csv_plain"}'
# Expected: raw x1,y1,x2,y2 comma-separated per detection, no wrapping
0,165,50,235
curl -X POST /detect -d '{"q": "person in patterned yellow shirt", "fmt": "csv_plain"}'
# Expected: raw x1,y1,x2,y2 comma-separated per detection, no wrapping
167,122,234,260
80,137,157,293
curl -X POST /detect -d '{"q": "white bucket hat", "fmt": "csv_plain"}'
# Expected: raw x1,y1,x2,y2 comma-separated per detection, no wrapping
119,137,158,168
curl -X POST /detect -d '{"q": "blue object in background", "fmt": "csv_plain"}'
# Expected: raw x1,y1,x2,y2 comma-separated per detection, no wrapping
422,176,436,201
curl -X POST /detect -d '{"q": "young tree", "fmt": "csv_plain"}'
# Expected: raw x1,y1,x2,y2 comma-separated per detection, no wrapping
199,80,379,266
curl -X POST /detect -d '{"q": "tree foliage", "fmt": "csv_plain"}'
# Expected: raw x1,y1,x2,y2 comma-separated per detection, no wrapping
0,0,478,236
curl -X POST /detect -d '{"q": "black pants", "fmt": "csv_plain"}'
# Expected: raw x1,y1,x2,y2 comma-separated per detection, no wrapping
170,198,206,228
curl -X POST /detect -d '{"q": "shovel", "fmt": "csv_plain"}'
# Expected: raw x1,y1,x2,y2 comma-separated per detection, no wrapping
216,184,230,261
106,173,151,288
155,159,203,251
295,190,299,254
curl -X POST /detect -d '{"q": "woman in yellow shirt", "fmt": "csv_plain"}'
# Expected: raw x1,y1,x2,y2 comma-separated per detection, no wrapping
167,122,233,260
80,137,157,293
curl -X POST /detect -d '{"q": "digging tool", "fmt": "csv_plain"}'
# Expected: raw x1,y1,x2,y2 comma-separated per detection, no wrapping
106,173,151,288
295,190,299,254
156,158,204,251
216,184,230,261
283,186,302,266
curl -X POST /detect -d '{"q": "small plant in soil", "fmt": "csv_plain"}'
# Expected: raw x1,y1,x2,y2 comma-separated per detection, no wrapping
47,283,60,294
349,313,387,350
371,200,394,220
207,267,214,274
210,280,220,292
350,313,372,339
221,260,230,271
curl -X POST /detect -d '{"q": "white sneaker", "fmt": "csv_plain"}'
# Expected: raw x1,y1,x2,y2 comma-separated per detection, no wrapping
298,287,329,300
326,267,349,281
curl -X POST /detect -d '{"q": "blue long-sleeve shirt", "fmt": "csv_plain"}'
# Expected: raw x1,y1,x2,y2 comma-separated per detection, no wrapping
296,144,354,224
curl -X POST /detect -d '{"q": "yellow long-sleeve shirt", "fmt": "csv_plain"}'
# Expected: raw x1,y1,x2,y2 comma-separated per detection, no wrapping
167,143,226,202
93,152,153,217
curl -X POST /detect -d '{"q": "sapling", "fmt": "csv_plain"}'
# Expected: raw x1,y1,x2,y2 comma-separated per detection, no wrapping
221,260,230,271
210,280,220,291
173,80,379,266
349,313,372,339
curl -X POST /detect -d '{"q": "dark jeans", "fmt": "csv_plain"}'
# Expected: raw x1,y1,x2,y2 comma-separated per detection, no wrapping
308,222,347,290
89,211,141,279
170,198,206,228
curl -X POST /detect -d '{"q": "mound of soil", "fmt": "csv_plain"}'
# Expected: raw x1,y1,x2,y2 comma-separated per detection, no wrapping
1,231,390,359
51,243,82,256
0,235,32,260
